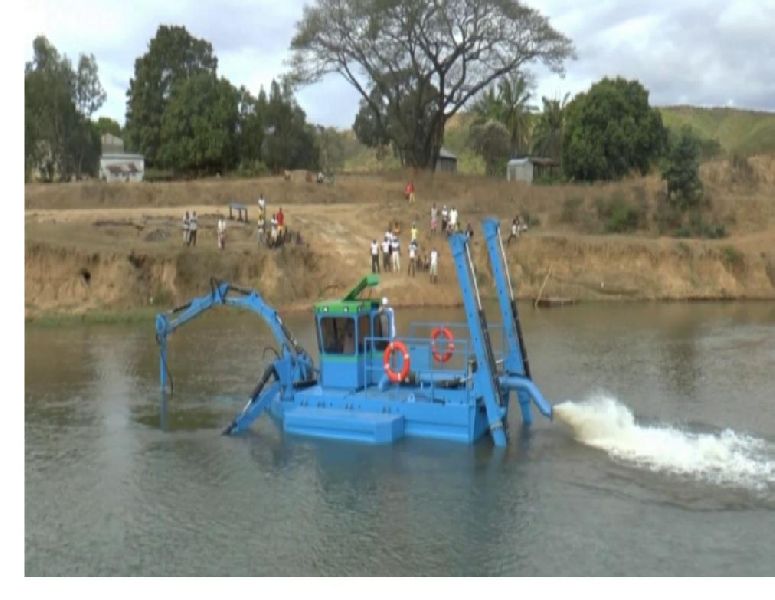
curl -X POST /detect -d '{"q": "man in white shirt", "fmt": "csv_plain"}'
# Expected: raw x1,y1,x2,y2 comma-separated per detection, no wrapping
371,239,380,273
381,236,390,272
257,194,266,219
217,218,226,250
450,207,458,232
188,211,198,246
408,240,417,277
430,248,439,283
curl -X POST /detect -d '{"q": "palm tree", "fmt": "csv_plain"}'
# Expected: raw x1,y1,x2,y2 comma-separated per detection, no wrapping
496,74,537,157
532,92,571,162
471,74,536,158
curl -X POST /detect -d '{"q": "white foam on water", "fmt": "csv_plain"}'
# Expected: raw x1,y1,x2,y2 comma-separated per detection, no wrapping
553,394,775,490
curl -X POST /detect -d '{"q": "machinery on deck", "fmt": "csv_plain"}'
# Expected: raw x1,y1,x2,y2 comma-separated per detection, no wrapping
155,218,552,446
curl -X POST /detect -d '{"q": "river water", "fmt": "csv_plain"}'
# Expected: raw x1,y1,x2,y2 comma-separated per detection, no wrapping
25,302,775,576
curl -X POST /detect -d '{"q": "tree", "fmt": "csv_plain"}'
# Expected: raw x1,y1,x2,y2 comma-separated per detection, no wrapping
74,54,106,119
158,73,239,174
661,126,703,210
531,92,569,161
316,127,346,173
353,88,391,149
235,86,266,171
24,36,101,181
125,26,217,163
472,74,536,157
262,80,319,172
94,117,122,138
290,0,573,169
562,77,666,181
468,120,510,176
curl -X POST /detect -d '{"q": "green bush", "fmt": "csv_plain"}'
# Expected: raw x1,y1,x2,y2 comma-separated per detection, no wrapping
595,191,643,233
235,160,270,178
661,126,703,210
721,246,745,273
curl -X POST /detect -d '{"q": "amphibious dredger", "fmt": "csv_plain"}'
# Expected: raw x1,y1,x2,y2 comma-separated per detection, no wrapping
155,218,552,446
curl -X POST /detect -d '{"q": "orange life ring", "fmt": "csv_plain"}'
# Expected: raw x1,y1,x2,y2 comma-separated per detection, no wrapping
431,327,455,363
383,340,411,383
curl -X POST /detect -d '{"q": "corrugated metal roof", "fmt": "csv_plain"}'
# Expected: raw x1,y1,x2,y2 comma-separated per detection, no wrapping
100,154,145,160
438,147,457,159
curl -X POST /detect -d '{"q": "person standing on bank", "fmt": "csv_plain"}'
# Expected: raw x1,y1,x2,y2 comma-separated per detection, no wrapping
188,211,198,246
217,217,226,250
408,240,417,277
391,235,400,273
430,247,439,284
183,211,190,245
371,239,380,273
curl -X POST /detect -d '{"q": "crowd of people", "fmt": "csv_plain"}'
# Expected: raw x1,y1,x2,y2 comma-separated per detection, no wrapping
429,203,465,236
180,192,300,251
370,220,440,283
256,194,290,248
180,181,524,287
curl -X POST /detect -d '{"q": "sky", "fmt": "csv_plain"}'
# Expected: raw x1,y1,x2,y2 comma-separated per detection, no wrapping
21,0,775,129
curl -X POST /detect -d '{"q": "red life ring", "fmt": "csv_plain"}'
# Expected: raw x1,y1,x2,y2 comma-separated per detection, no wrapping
431,327,455,363
383,340,411,383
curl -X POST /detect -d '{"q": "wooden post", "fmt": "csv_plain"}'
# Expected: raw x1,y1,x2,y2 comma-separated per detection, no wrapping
534,266,553,308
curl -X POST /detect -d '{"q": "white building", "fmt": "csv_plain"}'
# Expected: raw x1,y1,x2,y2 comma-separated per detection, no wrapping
506,157,560,184
98,134,144,182
99,153,145,182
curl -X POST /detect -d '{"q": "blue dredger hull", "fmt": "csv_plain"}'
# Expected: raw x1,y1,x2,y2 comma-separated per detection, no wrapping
268,384,493,445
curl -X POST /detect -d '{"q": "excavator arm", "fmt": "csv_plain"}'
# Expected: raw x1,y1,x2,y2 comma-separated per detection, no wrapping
155,279,316,434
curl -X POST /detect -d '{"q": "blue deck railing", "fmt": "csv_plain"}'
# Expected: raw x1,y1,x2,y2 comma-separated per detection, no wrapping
359,320,511,404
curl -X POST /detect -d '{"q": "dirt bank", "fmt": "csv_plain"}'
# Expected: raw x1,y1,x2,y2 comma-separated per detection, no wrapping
24,164,775,320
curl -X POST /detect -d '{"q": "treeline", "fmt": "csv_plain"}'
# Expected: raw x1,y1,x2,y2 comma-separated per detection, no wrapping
458,75,728,184
25,26,343,182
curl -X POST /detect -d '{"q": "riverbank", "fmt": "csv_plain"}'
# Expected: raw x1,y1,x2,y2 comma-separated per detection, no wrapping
24,161,775,321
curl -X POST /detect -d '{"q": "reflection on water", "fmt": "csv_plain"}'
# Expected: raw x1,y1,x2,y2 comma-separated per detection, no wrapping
25,302,775,575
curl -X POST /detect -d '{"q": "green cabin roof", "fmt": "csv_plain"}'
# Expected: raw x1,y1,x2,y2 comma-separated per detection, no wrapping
314,274,381,315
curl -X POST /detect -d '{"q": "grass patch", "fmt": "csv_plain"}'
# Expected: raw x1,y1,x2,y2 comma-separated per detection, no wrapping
560,195,584,224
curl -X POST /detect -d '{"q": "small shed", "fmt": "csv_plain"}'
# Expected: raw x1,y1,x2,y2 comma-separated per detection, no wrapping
99,154,145,183
435,147,458,173
506,157,560,183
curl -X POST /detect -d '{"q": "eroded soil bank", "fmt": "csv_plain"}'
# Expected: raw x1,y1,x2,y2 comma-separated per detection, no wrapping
24,167,775,320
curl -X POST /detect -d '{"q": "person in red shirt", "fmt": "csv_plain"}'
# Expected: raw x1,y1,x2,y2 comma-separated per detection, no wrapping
405,181,416,203
276,207,285,239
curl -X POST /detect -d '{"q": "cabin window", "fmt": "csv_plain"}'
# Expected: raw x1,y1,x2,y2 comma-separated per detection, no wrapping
357,314,370,353
372,311,390,351
319,316,356,355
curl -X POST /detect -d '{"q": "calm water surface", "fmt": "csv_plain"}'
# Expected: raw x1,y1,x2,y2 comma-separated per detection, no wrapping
25,302,775,575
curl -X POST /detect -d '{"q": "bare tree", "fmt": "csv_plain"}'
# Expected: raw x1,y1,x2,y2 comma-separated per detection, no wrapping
289,0,574,169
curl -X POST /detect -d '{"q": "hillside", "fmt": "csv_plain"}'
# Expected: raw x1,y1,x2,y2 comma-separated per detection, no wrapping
658,106,775,156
